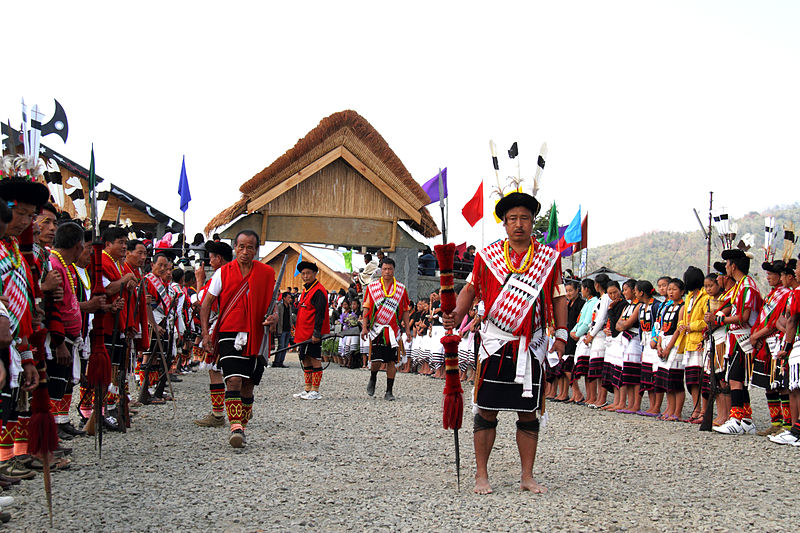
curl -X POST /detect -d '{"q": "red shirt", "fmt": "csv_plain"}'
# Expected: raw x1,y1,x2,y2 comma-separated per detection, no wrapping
214,261,275,357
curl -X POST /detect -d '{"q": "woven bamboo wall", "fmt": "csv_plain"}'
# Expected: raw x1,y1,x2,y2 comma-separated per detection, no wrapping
264,158,405,221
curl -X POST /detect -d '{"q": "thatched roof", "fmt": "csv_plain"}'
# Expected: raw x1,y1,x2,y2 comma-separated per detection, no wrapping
205,110,440,237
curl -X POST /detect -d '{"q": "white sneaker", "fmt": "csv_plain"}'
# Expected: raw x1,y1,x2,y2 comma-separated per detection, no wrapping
768,430,799,445
740,419,757,435
293,391,309,399
713,418,744,435
0,496,14,507
303,391,322,400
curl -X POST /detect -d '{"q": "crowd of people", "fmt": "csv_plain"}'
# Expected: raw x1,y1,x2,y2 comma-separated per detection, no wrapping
2,147,798,518
543,255,800,446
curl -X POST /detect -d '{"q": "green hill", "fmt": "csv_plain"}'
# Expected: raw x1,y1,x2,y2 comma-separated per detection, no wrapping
584,203,800,289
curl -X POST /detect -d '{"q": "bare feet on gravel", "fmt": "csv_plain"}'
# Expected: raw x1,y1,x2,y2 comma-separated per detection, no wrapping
520,476,547,493
474,476,493,495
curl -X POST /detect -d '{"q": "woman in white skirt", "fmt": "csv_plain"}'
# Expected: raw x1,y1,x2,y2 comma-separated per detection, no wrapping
614,279,645,414
583,274,611,408
677,267,710,424
635,281,662,416
601,281,625,411
656,279,686,421
569,279,598,404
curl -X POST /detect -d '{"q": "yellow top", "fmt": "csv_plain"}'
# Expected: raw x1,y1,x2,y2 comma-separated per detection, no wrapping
678,289,710,353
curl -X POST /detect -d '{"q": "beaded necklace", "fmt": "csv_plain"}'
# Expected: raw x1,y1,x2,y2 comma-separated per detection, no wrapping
73,265,91,293
102,250,123,276
6,240,22,270
503,238,534,274
51,250,76,294
380,276,396,298
302,279,319,297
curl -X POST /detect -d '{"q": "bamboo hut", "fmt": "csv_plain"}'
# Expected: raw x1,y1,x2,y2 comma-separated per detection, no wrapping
263,243,351,294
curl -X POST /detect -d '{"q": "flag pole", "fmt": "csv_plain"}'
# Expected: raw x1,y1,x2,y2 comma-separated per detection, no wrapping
438,168,446,245
480,176,485,249
183,211,187,258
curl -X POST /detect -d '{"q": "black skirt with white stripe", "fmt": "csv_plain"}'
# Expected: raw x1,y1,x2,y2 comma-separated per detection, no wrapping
476,343,542,413
218,333,265,385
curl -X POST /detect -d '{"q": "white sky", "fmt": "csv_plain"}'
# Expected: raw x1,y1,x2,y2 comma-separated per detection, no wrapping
3,1,799,250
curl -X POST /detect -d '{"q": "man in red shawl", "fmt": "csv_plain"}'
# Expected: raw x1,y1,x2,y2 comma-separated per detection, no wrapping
201,230,276,448
292,261,330,401
443,192,567,495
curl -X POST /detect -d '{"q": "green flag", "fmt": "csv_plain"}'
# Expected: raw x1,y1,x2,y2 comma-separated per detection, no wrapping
343,249,353,272
540,202,558,244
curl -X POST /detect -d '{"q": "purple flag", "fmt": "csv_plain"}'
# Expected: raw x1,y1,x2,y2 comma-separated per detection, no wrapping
421,168,448,205
546,226,575,257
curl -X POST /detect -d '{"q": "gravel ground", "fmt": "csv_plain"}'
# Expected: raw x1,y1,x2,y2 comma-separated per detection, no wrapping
8,356,800,532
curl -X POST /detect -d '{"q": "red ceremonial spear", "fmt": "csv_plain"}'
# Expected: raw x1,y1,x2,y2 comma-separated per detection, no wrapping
433,163,464,493
434,243,463,491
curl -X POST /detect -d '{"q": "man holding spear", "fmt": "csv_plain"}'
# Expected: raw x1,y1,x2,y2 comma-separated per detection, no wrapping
442,192,567,495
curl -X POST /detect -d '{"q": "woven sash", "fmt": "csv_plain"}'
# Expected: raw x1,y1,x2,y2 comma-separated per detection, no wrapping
0,240,32,335
480,239,559,335
146,273,171,312
367,279,405,327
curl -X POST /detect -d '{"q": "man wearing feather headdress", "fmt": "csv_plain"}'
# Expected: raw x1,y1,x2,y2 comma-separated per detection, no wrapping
443,191,567,495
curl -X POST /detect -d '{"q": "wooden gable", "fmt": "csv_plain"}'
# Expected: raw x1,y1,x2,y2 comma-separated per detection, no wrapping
263,243,350,294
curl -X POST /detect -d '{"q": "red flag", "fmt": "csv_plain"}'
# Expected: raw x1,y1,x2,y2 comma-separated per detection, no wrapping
573,214,588,252
461,182,483,227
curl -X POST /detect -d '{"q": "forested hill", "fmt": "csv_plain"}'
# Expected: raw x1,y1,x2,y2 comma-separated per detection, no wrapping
584,204,800,286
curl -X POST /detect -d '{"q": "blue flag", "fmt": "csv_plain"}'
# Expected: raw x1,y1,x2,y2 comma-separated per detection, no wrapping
178,155,191,212
563,206,582,244
294,249,303,277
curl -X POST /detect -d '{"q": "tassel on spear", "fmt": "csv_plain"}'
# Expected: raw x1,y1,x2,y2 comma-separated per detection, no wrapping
432,166,464,491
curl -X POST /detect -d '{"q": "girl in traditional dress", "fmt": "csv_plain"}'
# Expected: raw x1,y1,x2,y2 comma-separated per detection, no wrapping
568,279,598,404
555,280,585,401
701,273,728,425
601,281,625,410
677,267,709,424
614,279,644,413
656,279,686,421
636,281,662,416
412,300,431,374
583,274,611,408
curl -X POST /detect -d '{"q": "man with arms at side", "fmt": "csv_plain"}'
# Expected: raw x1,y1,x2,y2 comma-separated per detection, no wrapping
201,231,276,448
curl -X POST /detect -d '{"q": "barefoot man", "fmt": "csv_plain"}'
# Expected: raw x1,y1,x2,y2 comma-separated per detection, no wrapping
442,192,567,494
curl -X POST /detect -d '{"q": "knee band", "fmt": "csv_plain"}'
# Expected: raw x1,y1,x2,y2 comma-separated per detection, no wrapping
473,413,498,433
516,418,540,433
